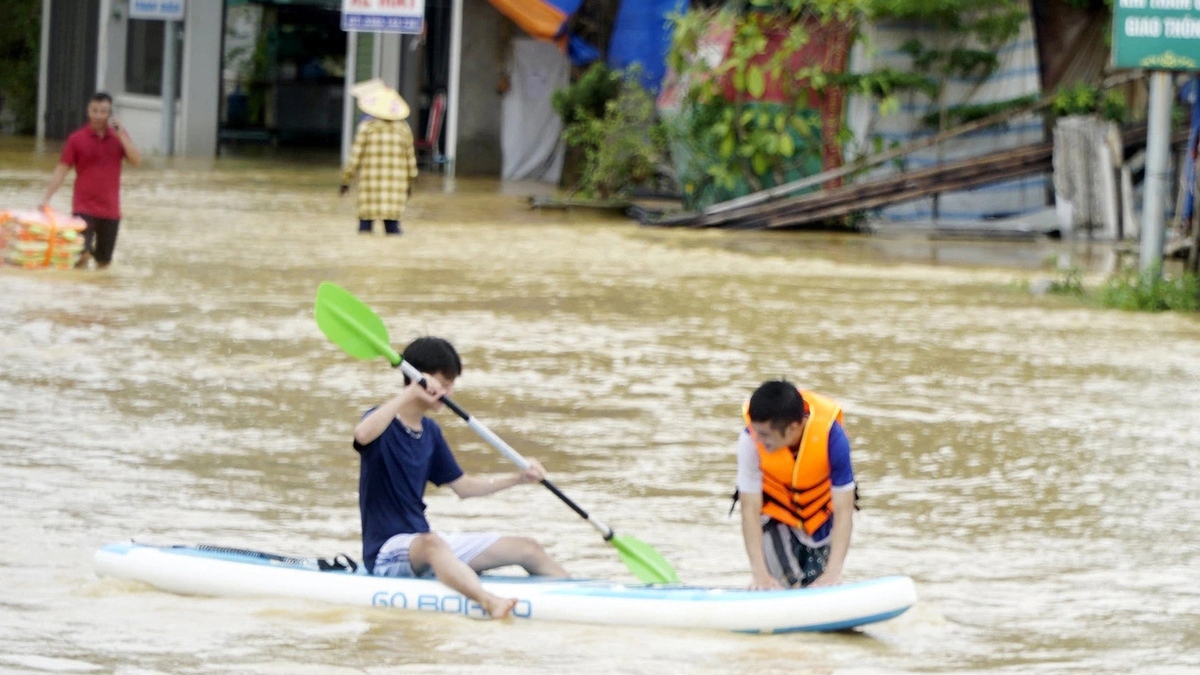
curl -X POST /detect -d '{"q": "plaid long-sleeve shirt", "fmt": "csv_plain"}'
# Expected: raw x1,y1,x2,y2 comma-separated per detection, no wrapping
341,119,419,221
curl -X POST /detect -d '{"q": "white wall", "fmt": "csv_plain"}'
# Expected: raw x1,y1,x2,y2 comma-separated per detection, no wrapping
113,92,181,154
101,0,221,157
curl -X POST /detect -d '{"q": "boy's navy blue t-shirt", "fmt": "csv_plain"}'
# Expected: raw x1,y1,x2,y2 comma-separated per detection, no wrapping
353,412,464,572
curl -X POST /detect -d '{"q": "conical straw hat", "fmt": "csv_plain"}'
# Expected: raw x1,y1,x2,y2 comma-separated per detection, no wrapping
352,78,409,121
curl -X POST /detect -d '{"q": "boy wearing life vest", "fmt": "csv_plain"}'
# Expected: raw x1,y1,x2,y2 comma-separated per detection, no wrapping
353,337,569,618
736,380,855,589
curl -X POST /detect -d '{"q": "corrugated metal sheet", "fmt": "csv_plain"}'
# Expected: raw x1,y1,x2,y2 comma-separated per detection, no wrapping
844,2,1049,222
44,0,100,140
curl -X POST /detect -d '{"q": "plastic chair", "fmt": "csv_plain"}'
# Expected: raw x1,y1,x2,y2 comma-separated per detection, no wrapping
416,92,446,170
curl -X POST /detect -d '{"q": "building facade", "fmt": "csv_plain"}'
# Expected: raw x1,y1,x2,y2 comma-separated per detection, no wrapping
36,0,526,177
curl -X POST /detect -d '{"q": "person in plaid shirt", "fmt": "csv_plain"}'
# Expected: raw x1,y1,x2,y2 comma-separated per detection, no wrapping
340,80,419,235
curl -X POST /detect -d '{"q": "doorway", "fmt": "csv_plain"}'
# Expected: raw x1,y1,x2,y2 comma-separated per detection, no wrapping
219,0,346,150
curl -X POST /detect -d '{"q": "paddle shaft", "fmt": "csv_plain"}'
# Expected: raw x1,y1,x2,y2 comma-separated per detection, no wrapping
396,360,615,541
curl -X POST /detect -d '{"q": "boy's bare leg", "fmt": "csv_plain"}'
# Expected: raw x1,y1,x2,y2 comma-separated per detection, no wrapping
408,533,518,619
469,536,569,577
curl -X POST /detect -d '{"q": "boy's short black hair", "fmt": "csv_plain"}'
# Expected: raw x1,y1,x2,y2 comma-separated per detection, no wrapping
90,92,113,105
747,380,806,433
401,336,462,384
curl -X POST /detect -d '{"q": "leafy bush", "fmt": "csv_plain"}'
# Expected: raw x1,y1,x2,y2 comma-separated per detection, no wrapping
1052,82,1128,123
552,63,622,129
554,65,669,199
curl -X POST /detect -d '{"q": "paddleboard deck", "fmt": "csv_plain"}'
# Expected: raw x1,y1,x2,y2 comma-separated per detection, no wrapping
94,541,917,633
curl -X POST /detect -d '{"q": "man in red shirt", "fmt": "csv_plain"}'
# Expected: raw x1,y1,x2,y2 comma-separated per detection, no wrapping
41,92,142,269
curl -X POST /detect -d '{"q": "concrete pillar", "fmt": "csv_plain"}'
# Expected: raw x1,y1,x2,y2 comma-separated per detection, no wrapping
179,0,222,158
378,33,401,88
160,20,179,156
95,0,128,102
1140,72,1172,274
95,0,112,91
446,0,462,177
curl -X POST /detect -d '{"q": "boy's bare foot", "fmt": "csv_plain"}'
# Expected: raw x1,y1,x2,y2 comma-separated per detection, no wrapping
481,595,518,619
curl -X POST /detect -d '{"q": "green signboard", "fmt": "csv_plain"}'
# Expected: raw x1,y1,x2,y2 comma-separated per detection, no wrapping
1112,0,1200,70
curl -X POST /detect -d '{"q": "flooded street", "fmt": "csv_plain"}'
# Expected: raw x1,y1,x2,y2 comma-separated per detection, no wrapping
2,137,1199,674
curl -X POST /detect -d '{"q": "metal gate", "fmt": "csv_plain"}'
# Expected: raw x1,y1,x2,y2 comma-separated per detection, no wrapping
43,0,99,140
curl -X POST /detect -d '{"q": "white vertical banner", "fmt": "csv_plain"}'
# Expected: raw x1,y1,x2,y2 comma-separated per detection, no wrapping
341,0,425,34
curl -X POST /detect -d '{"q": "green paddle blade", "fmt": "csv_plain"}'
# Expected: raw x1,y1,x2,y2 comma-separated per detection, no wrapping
314,282,401,365
611,534,679,584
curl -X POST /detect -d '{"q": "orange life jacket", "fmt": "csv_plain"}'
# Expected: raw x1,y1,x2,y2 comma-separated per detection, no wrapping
742,389,843,535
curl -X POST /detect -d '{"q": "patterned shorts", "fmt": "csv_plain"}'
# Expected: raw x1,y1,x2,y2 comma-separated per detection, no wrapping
373,531,501,577
761,519,830,588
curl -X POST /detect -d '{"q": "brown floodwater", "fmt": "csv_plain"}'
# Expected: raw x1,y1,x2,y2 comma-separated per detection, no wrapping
1,136,1198,674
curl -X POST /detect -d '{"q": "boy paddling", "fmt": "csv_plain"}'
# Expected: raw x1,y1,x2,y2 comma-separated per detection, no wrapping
352,337,568,618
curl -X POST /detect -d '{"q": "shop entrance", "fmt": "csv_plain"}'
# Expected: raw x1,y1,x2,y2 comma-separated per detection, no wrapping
218,0,453,159
219,0,347,150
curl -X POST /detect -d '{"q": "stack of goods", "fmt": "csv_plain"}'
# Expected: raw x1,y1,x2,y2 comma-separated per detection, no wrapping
0,208,86,269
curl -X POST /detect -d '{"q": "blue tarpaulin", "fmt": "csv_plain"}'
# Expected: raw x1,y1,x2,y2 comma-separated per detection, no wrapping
486,0,598,65
1180,76,1200,221
607,0,688,92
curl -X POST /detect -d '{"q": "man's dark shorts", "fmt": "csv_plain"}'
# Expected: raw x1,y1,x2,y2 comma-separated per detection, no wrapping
75,213,120,265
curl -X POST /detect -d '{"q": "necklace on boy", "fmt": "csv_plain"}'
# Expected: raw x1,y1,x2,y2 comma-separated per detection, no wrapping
401,421,422,439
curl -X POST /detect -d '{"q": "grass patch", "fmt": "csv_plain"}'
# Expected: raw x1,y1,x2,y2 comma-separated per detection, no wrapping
1045,263,1200,312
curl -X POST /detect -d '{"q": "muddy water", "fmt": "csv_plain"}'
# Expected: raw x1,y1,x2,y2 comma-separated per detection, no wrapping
1,137,1198,674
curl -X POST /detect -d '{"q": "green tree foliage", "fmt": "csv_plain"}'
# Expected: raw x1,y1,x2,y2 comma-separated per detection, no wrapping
0,0,40,134
667,2,868,207
552,63,622,129
877,0,1026,132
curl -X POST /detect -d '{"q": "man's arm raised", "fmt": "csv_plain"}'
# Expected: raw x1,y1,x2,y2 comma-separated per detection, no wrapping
113,122,142,167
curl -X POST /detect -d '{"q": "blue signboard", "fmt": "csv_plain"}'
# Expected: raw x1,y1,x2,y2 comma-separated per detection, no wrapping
341,0,425,34
129,0,185,21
